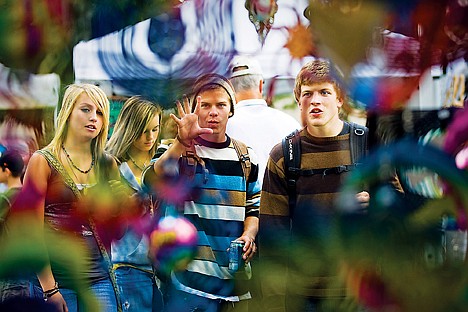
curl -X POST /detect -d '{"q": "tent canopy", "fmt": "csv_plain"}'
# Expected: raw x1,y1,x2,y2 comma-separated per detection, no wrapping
73,0,310,107
0,63,60,110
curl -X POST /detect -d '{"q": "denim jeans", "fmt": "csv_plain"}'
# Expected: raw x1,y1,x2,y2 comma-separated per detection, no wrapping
115,266,163,312
0,279,42,302
60,278,118,312
164,287,249,312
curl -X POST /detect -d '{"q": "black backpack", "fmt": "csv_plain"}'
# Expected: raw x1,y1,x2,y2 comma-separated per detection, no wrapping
282,122,368,215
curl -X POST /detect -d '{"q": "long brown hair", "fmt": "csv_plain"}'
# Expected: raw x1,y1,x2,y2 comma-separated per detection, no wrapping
106,96,162,162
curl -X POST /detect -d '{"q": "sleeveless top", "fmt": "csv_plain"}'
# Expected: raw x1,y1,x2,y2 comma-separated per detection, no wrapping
37,149,109,288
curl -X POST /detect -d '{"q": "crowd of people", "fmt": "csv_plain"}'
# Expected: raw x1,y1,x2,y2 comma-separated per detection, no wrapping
0,56,462,312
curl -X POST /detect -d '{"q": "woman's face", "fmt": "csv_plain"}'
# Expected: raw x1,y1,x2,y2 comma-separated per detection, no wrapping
68,93,104,142
131,114,160,153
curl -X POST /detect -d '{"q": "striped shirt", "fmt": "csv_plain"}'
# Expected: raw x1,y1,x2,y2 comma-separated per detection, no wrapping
259,126,355,299
171,136,261,299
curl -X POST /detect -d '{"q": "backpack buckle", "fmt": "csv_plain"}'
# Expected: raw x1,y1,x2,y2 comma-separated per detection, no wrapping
239,154,251,167
336,165,348,173
354,128,365,136
287,178,296,188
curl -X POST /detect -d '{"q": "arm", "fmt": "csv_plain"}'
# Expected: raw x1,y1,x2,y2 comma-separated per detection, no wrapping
21,153,68,311
238,215,258,262
238,149,261,262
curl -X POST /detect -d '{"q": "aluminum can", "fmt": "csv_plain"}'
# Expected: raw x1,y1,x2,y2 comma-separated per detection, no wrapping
228,240,245,272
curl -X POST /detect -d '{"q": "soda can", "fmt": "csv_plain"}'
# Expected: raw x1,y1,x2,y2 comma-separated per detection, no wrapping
228,240,245,272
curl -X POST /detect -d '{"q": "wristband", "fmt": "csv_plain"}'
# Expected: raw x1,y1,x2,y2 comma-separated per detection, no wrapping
43,282,59,301
176,134,192,148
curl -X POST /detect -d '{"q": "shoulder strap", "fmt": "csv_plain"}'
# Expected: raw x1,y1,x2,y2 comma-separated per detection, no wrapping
348,122,369,165
280,125,368,217
36,149,82,199
282,129,301,216
232,138,251,182
178,144,209,185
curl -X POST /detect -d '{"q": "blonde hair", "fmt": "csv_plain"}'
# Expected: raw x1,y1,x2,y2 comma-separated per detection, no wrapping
106,96,162,162
46,83,110,165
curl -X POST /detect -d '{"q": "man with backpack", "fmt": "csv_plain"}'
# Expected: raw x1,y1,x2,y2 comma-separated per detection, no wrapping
145,73,261,311
258,60,370,312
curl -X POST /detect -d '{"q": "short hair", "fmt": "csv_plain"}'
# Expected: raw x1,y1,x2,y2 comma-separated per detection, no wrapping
190,73,236,117
228,56,263,93
106,96,162,162
293,59,345,103
0,150,24,177
229,74,262,93
46,83,110,165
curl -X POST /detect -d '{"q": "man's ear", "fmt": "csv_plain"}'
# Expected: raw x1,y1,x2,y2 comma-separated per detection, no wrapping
228,112,233,117
337,96,344,109
3,167,11,176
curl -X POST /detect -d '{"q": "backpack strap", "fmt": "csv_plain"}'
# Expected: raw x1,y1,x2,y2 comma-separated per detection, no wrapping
298,165,357,177
181,144,208,184
232,138,251,182
349,122,369,165
281,124,368,217
282,130,301,216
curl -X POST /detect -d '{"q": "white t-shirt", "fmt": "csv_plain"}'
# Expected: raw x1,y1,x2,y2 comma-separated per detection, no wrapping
226,99,301,186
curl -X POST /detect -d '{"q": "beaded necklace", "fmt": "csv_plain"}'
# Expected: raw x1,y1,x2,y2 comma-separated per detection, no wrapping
62,145,95,174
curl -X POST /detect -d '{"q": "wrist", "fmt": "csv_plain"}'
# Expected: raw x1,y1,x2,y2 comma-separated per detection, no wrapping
176,134,192,148
43,282,59,301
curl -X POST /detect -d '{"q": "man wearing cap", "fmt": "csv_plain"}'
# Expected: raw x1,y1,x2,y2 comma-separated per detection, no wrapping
227,55,301,186
145,73,261,311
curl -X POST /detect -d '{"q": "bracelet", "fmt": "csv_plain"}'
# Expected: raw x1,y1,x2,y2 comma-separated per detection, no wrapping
43,282,59,301
176,134,192,148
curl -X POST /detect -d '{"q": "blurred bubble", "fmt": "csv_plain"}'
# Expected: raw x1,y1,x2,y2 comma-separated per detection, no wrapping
148,215,198,274
347,74,421,113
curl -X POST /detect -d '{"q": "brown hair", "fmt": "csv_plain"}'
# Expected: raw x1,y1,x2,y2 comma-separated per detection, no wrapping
293,59,345,103
106,96,162,162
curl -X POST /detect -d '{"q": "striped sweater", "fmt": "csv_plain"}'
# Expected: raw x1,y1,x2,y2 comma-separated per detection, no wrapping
170,136,261,299
259,126,356,302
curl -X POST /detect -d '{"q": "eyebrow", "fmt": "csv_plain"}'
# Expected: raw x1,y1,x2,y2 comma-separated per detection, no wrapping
302,87,332,92
200,100,229,104
77,102,95,108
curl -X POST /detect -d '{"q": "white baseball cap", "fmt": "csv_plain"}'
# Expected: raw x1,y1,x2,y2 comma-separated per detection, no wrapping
229,56,263,78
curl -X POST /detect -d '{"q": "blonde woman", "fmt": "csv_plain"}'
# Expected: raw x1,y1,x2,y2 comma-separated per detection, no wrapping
106,96,163,312
20,83,123,312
